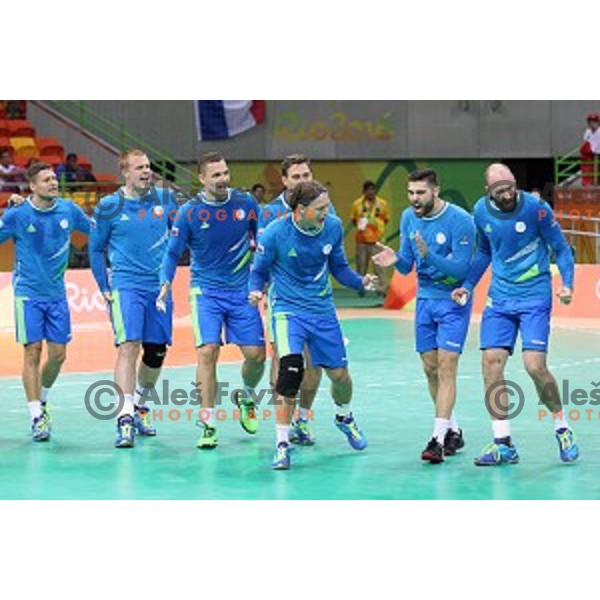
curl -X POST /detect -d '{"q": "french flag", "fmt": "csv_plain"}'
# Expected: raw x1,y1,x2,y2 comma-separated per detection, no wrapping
195,101,266,141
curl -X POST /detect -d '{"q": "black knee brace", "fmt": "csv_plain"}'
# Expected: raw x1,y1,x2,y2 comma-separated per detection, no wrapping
275,354,304,397
142,343,167,369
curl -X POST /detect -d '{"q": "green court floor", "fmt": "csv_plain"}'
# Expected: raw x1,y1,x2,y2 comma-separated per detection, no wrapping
1,317,599,499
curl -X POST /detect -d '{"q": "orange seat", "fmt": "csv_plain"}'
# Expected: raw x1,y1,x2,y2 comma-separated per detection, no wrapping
94,172,118,183
0,137,14,158
44,155,65,167
13,156,31,168
15,146,39,160
6,119,35,137
78,156,92,172
37,137,64,157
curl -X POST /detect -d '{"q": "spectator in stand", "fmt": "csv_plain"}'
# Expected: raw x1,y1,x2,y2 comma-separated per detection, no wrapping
350,180,390,296
55,153,96,190
4,101,27,119
251,183,267,205
581,112,600,186
0,150,26,193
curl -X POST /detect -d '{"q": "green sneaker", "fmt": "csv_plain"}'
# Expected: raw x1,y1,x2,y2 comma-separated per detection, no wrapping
235,390,259,435
196,421,218,449
32,404,51,442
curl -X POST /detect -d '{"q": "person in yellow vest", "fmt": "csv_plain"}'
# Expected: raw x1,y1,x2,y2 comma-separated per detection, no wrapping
350,181,389,295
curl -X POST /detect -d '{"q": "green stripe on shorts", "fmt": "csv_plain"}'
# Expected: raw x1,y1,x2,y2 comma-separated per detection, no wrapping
111,290,126,345
190,287,203,347
274,313,291,357
15,296,29,345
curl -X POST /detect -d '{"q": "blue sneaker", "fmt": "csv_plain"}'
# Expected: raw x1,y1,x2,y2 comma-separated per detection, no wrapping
134,406,157,436
290,418,316,445
272,442,291,470
32,405,51,442
115,415,135,448
556,428,579,462
474,441,519,466
335,413,367,451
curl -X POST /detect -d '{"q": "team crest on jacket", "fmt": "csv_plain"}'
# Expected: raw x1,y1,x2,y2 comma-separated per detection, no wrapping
322,244,332,255
153,206,164,217
60,219,69,229
515,221,526,233
235,209,246,220
436,232,447,244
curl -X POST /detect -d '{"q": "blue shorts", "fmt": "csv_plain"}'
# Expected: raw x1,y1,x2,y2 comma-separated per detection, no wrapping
14,296,72,345
190,287,265,347
415,298,472,354
272,312,347,369
110,288,173,346
480,297,551,354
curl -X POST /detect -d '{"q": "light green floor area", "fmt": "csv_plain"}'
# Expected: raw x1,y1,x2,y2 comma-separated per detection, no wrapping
1,318,599,499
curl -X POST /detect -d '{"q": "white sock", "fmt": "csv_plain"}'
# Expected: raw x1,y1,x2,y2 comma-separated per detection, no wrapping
299,407,309,421
492,419,511,441
40,387,50,405
553,412,570,432
433,418,449,445
335,403,352,419
133,386,144,406
200,407,215,426
449,410,460,432
118,393,135,418
28,400,42,421
276,425,290,445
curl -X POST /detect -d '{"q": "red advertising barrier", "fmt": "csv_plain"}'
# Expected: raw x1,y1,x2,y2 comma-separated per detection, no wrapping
0,267,250,377
384,265,600,319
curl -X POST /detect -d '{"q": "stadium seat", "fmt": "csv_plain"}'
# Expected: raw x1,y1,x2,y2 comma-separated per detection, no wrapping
10,137,39,161
67,191,100,211
0,121,8,138
45,155,65,167
13,155,33,168
37,137,64,157
0,137,14,158
94,173,118,183
78,156,92,172
10,136,36,151
6,119,35,137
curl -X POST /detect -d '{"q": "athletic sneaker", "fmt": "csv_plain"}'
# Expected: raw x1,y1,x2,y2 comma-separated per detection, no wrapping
115,415,135,448
474,441,519,466
32,405,51,442
234,391,259,435
444,429,465,456
197,421,218,449
555,428,579,462
290,418,316,445
421,437,444,463
134,406,157,436
334,413,367,450
271,442,291,470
